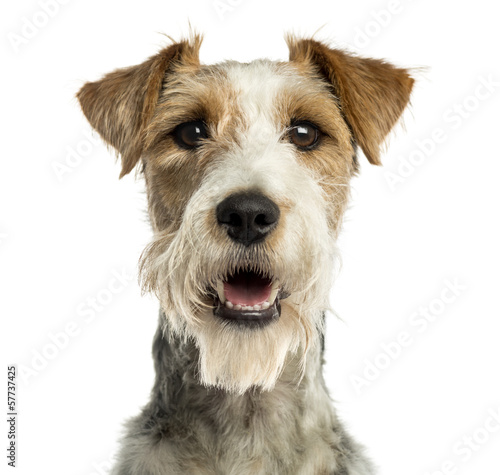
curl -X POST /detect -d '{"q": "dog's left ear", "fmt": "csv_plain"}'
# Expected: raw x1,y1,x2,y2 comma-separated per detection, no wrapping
287,37,414,165
77,37,201,178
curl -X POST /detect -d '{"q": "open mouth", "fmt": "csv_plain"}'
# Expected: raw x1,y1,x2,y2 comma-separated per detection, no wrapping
213,270,284,327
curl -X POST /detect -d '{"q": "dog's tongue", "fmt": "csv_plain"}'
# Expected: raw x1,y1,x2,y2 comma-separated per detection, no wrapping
224,272,272,306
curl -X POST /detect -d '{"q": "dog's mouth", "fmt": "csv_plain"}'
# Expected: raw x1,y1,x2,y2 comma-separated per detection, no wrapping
212,270,285,327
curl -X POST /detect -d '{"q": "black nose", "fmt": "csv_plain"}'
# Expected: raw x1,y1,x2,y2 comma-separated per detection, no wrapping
216,192,280,246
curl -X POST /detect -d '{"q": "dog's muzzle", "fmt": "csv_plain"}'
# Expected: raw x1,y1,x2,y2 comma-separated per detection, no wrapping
213,192,285,327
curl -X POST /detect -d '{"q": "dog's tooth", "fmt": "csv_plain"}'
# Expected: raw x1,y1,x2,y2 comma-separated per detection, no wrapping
269,287,279,305
225,301,234,309
253,304,261,311
216,281,226,303
262,301,270,309
234,304,242,311
267,281,280,304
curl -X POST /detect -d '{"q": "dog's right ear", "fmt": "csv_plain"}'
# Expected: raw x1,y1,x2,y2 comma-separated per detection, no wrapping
77,37,201,178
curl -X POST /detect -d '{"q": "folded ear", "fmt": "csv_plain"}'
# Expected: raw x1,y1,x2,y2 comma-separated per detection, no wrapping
77,36,201,178
287,37,414,165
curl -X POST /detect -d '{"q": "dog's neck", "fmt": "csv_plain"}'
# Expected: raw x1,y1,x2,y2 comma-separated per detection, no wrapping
148,313,334,433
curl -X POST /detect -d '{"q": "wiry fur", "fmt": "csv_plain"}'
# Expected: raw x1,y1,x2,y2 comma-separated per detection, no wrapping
77,33,413,474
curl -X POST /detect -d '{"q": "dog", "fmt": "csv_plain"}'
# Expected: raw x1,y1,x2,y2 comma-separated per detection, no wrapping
77,34,413,475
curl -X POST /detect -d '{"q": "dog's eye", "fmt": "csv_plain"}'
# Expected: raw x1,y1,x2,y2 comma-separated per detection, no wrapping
289,122,320,150
174,121,208,149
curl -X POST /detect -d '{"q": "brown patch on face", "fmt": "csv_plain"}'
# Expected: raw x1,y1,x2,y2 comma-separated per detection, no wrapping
273,62,356,233
142,63,247,232
144,64,244,154
286,35,414,165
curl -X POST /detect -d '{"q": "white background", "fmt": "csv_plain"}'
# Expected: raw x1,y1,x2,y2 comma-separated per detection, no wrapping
1,1,499,474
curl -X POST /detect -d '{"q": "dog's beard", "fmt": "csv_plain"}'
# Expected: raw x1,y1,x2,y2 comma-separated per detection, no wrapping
192,301,313,394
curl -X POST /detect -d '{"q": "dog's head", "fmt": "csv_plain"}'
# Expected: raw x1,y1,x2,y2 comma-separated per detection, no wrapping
78,35,413,393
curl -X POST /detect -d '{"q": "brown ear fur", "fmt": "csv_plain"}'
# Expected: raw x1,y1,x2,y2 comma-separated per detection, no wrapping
77,36,201,178
287,37,414,165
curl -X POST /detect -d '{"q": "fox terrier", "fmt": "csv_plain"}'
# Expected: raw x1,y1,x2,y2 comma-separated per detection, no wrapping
77,34,413,475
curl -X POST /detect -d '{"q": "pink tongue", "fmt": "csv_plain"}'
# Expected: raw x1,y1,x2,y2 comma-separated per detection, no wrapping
224,272,272,306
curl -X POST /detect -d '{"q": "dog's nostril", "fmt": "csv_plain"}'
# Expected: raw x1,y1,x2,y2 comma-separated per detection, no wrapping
216,192,280,246
254,214,268,226
228,212,243,227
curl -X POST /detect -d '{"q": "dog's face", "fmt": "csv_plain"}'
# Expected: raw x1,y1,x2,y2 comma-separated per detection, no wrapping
78,35,413,393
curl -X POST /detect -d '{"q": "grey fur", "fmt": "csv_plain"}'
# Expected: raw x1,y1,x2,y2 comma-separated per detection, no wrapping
111,314,375,475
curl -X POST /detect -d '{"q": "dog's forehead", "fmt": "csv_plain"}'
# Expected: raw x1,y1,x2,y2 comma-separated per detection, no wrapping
216,60,300,137
220,60,300,104
203,59,319,96
159,58,342,134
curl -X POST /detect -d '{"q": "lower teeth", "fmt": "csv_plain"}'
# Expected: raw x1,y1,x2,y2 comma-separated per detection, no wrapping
224,300,274,311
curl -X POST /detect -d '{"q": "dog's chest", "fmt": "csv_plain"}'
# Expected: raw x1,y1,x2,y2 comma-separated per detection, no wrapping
172,379,339,475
